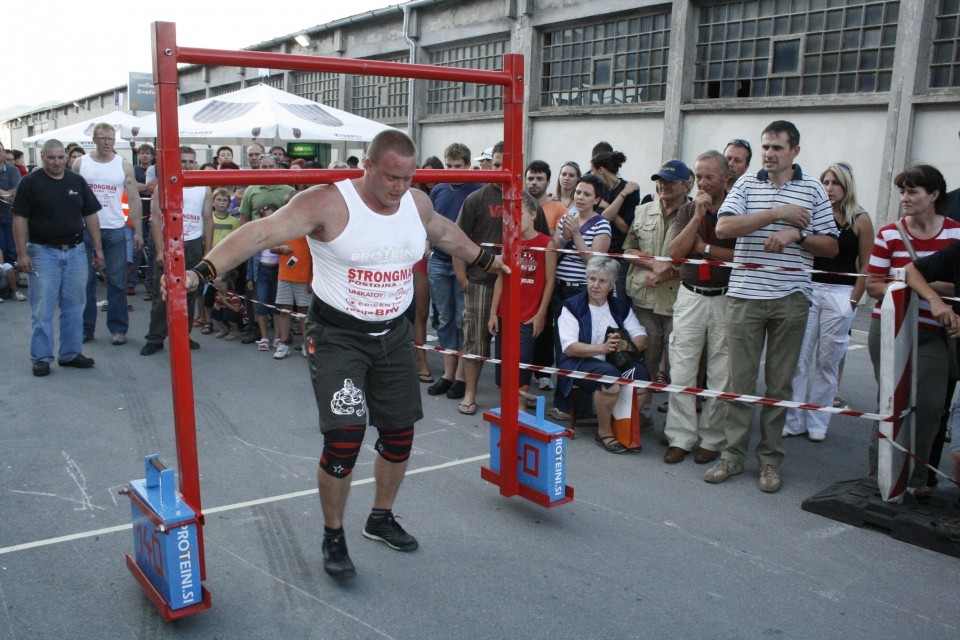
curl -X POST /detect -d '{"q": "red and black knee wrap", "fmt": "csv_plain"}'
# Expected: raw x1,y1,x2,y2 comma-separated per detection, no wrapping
319,425,365,478
374,426,414,463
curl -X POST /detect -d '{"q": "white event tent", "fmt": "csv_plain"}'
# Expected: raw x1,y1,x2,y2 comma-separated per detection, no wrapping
22,111,152,150
130,84,392,144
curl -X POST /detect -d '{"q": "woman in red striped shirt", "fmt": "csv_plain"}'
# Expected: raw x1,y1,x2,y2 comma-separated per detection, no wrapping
866,164,960,497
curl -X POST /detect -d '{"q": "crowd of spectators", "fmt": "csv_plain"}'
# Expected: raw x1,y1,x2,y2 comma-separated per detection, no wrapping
6,122,959,496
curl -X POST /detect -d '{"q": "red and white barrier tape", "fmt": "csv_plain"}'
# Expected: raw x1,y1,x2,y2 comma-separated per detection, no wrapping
414,342,958,486
480,242,879,283
203,293,957,485
413,342,901,422
232,291,308,320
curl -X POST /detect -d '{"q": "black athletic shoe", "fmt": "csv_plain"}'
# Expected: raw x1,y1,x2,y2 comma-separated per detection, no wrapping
32,361,50,377
58,354,95,368
322,533,356,578
362,513,418,552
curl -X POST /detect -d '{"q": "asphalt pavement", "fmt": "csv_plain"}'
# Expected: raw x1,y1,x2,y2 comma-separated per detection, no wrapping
1,287,958,640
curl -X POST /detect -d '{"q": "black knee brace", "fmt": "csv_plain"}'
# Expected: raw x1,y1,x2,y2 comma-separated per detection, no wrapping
374,426,414,464
319,425,365,478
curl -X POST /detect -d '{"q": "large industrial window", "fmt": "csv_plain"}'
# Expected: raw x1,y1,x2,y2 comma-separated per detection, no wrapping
930,0,960,88
426,40,506,115
292,71,340,108
352,55,410,121
694,0,900,99
539,9,671,107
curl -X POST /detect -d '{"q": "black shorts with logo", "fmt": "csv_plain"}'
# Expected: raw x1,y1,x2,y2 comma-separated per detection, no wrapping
305,298,423,433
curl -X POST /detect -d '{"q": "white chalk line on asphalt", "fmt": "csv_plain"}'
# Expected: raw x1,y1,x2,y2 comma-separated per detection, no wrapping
0,454,490,557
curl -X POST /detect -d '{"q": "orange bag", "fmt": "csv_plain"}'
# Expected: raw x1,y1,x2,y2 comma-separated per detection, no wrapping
611,386,642,451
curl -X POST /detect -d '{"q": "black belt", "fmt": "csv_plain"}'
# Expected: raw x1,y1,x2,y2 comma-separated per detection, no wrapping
309,297,405,334
682,281,728,297
557,279,586,288
36,240,82,251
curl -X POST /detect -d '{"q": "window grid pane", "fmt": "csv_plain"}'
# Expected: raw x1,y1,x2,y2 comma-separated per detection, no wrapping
694,0,900,99
351,55,410,120
291,71,340,107
930,0,960,88
426,40,507,115
539,9,671,108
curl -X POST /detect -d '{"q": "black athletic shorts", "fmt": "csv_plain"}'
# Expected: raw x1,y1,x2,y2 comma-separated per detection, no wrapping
305,306,423,433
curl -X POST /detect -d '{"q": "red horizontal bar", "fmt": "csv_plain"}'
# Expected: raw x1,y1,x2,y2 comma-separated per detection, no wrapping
177,47,512,86
180,169,511,188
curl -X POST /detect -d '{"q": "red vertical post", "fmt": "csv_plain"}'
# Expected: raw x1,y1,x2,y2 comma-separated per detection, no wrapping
152,22,206,575
497,54,525,497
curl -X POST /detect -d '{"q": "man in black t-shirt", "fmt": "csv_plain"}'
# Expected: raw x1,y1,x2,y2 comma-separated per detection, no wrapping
12,139,103,376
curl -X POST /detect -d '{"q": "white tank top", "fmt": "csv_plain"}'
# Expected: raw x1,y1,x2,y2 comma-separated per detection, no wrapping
309,179,426,321
182,186,206,241
78,154,126,229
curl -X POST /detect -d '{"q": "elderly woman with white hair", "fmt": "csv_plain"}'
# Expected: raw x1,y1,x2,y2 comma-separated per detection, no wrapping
552,256,649,453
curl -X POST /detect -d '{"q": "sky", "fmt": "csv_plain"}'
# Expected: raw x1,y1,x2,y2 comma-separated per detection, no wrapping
4,0,399,114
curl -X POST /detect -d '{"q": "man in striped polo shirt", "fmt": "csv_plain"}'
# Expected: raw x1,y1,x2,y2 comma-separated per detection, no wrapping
707,120,838,493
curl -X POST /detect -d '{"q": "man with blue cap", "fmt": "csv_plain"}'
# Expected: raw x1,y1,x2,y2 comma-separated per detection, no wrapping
624,160,693,426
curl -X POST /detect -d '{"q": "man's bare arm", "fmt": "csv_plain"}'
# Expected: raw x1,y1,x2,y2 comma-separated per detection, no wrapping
715,204,810,239
180,188,328,292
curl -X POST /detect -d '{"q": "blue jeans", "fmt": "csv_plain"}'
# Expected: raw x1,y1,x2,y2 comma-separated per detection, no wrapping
26,242,88,362
428,255,463,349
254,265,279,316
129,217,154,290
0,216,16,264
84,226,128,337
494,322,536,388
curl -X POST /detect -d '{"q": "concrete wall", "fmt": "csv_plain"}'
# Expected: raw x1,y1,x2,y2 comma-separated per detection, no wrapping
683,109,889,218
529,115,664,193
911,105,960,194
420,121,502,165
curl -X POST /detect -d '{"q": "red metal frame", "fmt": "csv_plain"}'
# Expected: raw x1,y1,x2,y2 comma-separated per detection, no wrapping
144,20,529,618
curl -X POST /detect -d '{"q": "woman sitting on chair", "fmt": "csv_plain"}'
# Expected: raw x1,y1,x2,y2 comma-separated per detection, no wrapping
553,256,649,453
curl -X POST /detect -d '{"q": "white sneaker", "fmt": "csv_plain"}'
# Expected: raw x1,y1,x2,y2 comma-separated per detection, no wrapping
256,338,270,351
274,343,290,359
301,342,308,357
537,377,554,390
14,291,26,301
807,431,826,442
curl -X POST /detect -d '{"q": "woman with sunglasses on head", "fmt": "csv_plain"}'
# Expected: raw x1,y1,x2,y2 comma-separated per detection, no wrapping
783,162,874,442
865,164,960,497
590,150,641,295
